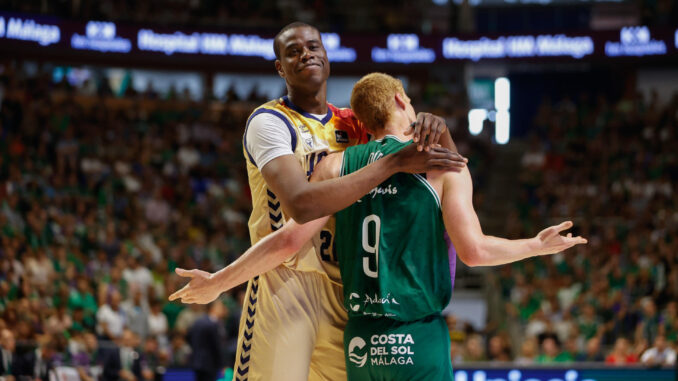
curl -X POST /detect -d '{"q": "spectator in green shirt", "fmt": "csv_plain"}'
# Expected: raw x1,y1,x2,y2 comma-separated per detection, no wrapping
68,277,98,318
536,334,572,363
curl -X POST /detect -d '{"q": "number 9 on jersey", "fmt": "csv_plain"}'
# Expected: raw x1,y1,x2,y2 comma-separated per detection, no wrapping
362,214,381,278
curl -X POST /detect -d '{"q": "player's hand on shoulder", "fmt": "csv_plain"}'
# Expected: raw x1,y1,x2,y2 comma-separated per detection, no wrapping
169,268,221,304
407,112,448,152
393,143,467,174
533,221,587,256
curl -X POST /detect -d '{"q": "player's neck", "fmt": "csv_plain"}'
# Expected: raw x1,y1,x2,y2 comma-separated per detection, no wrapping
376,114,412,142
286,84,328,115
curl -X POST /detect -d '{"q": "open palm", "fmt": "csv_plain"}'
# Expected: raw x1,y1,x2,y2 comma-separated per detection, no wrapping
535,221,587,256
168,268,222,304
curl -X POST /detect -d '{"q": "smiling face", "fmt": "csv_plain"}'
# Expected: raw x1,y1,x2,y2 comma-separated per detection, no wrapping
275,26,330,92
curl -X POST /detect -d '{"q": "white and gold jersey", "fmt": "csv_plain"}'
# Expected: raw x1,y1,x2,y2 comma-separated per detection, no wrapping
243,95,367,282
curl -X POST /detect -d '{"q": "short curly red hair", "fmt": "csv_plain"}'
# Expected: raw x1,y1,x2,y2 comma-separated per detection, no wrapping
350,73,405,133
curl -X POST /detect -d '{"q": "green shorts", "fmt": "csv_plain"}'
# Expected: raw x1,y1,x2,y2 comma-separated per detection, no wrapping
344,314,453,381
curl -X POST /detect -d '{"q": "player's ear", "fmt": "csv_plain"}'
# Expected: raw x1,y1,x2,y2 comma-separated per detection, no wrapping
275,60,285,79
394,92,407,110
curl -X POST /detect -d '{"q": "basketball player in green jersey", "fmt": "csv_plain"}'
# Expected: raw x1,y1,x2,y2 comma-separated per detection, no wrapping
170,73,587,380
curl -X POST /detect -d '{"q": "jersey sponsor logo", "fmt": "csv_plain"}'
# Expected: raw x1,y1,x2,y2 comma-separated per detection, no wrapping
348,336,368,368
361,311,396,318
349,333,416,367
348,292,400,316
369,334,415,366
349,293,361,312
371,334,414,345
335,130,349,143
368,184,398,199
363,292,400,307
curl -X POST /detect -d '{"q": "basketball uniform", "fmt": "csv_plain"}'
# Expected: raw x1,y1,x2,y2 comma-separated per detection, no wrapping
335,136,454,381
234,96,368,381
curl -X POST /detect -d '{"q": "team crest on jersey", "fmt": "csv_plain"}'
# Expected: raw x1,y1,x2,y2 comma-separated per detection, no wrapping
348,337,367,368
335,130,349,143
300,125,314,148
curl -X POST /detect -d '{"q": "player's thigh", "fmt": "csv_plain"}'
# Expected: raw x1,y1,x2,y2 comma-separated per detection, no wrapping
309,278,348,381
233,267,321,381
344,314,453,381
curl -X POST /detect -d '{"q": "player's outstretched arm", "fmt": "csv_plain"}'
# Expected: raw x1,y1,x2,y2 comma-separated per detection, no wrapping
263,143,465,224
168,152,345,304
169,215,329,304
437,167,587,267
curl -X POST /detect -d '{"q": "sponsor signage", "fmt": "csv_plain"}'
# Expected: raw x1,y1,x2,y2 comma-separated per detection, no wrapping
442,34,594,61
1,12,677,66
137,29,276,59
372,34,436,63
0,15,60,46
71,21,131,53
604,26,667,57
321,33,357,62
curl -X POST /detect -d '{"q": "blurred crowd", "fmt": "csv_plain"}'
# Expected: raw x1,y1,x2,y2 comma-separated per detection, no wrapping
446,87,678,366
0,63,255,380
1,59,677,381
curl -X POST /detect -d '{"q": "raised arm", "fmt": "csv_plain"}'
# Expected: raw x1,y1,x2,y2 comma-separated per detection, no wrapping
168,152,345,304
436,167,587,267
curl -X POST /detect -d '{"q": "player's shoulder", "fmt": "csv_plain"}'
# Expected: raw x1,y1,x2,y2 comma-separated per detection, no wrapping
245,99,300,139
247,98,288,121
328,104,356,119
253,98,283,111
328,104,368,143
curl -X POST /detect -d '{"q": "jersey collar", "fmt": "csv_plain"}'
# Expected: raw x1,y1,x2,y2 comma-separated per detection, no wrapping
375,135,410,143
282,95,334,125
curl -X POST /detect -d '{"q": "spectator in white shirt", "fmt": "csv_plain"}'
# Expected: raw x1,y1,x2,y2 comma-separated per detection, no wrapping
641,335,676,366
148,299,169,346
96,290,126,339
121,287,150,340
122,256,153,296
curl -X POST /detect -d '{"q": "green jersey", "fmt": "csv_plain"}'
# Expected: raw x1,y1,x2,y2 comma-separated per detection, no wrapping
336,136,452,322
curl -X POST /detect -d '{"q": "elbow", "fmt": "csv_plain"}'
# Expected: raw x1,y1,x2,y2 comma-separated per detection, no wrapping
274,229,305,262
457,244,485,267
285,196,317,224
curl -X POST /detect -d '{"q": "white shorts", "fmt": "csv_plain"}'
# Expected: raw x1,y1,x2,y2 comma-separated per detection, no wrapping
233,265,347,381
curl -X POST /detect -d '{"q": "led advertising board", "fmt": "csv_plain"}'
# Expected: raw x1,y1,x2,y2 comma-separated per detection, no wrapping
71,21,131,53
442,34,594,61
604,26,667,57
0,14,60,46
372,34,436,64
1,11,677,67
